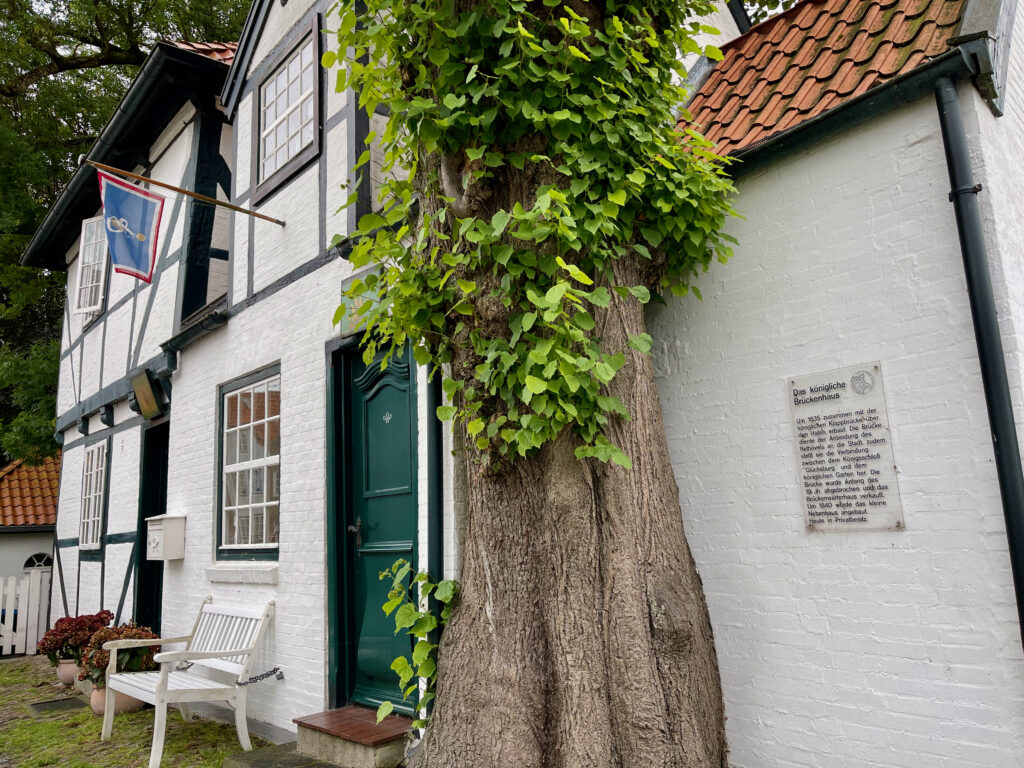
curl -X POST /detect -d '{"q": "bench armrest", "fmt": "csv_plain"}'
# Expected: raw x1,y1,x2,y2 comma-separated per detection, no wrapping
103,635,191,651
153,648,252,663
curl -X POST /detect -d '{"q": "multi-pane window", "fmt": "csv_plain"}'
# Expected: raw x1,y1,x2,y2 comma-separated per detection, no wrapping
259,38,315,181
80,442,107,549
76,217,108,313
221,375,281,550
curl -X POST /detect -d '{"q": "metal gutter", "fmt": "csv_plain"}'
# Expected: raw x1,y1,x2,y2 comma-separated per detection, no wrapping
220,0,273,117
934,75,1024,650
0,525,55,535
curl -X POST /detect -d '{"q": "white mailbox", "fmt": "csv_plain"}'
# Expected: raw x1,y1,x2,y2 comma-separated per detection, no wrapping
146,515,186,561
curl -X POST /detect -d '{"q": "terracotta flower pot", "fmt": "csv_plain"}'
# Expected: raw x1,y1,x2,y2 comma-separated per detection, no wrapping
90,686,145,716
55,659,77,686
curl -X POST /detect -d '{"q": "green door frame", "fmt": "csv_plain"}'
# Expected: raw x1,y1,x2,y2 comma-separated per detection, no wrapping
326,336,448,712
326,336,418,710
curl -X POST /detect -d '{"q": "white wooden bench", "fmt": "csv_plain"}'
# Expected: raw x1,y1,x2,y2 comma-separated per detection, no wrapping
100,598,275,768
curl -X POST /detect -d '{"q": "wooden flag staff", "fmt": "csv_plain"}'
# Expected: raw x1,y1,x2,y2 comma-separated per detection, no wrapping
83,159,286,227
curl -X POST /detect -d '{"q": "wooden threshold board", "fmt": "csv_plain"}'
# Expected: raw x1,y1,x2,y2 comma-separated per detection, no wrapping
293,705,411,747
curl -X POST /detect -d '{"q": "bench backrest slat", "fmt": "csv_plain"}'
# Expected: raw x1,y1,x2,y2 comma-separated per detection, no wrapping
184,600,274,680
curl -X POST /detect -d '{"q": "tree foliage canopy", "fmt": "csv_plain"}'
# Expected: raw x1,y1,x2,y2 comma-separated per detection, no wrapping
328,0,736,470
0,0,245,463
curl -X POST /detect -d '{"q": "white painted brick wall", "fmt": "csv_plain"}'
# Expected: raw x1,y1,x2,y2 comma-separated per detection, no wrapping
160,258,352,733
968,21,1024,464
324,121,351,243
248,0,317,78
250,163,321,293
648,93,1024,767
235,94,253,199
50,113,218,623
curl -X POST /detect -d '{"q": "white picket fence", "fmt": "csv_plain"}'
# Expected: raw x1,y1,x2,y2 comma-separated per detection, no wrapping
0,569,51,656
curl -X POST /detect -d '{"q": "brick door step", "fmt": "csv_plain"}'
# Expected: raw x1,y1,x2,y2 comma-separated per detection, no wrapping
292,705,412,768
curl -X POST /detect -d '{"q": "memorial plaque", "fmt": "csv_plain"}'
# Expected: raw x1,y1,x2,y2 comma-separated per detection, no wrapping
789,362,904,532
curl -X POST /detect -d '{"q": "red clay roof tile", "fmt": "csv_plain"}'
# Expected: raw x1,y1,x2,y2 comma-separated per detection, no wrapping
0,454,60,528
683,0,967,155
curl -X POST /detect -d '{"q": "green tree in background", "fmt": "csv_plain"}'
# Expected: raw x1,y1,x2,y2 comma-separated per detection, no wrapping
0,0,247,464
745,0,797,25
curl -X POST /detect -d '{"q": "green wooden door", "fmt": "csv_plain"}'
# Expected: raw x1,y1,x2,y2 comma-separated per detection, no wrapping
344,348,417,712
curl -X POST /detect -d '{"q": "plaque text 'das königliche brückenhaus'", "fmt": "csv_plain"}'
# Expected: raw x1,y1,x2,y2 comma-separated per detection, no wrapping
789,362,904,531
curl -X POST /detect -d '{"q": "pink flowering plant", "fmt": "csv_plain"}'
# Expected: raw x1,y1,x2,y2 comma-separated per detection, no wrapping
79,624,160,688
37,610,114,665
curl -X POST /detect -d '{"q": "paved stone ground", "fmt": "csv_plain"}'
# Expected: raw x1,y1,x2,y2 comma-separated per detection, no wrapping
222,743,338,768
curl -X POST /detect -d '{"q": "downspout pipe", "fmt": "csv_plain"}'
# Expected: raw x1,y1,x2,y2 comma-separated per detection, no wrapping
935,76,1024,649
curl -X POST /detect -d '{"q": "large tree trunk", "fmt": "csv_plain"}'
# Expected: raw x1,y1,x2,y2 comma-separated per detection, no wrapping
413,259,726,767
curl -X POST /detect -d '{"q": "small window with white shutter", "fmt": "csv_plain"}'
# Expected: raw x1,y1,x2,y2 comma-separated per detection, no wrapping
75,216,108,314
79,442,107,549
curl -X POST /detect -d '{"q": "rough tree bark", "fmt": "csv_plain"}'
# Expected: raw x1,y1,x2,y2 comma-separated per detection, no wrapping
412,180,726,768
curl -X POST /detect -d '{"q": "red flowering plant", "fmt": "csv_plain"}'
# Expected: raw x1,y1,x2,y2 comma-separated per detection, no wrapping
79,624,160,688
37,610,114,666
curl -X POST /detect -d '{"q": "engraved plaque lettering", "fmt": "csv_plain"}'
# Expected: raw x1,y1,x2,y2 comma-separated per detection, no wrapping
789,362,904,532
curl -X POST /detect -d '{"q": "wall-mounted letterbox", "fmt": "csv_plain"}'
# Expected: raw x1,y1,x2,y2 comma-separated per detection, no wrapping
146,515,186,561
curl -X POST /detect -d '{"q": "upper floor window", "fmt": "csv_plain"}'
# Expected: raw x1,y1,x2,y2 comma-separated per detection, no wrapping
220,372,281,556
259,36,315,183
80,441,107,549
76,216,108,314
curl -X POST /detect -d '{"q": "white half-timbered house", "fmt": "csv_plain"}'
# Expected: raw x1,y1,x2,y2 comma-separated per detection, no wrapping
21,0,1024,765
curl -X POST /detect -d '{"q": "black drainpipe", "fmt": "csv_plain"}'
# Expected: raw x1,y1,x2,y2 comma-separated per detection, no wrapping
935,76,1024,648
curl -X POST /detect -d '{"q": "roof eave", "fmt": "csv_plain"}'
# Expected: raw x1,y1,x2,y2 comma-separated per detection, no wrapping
731,40,995,178
220,0,274,117
0,524,56,534
20,44,229,271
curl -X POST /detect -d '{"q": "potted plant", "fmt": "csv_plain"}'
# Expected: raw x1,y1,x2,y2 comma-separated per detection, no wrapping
79,624,159,715
37,610,114,685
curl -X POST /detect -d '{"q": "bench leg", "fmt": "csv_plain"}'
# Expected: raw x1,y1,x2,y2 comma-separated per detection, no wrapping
178,703,195,723
149,701,167,768
100,686,115,740
233,698,251,751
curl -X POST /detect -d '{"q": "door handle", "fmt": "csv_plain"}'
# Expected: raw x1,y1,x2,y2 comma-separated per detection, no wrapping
347,516,362,549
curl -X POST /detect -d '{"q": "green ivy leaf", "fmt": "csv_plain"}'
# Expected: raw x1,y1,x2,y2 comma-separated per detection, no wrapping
376,700,394,723
393,604,419,632
434,580,456,603
525,376,547,394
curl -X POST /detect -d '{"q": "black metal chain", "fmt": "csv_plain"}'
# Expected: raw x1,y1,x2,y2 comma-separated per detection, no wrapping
236,667,285,686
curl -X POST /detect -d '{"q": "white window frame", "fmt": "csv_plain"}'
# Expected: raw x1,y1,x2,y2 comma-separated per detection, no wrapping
75,216,109,314
220,373,281,551
258,35,316,183
79,442,107,550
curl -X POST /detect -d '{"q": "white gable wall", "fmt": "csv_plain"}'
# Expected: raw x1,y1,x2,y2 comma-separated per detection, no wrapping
51,97,231,630
649,92,1024,767
967,20,1024,455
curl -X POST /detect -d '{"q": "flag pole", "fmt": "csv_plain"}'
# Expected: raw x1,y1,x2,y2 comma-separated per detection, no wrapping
83,159,286,227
